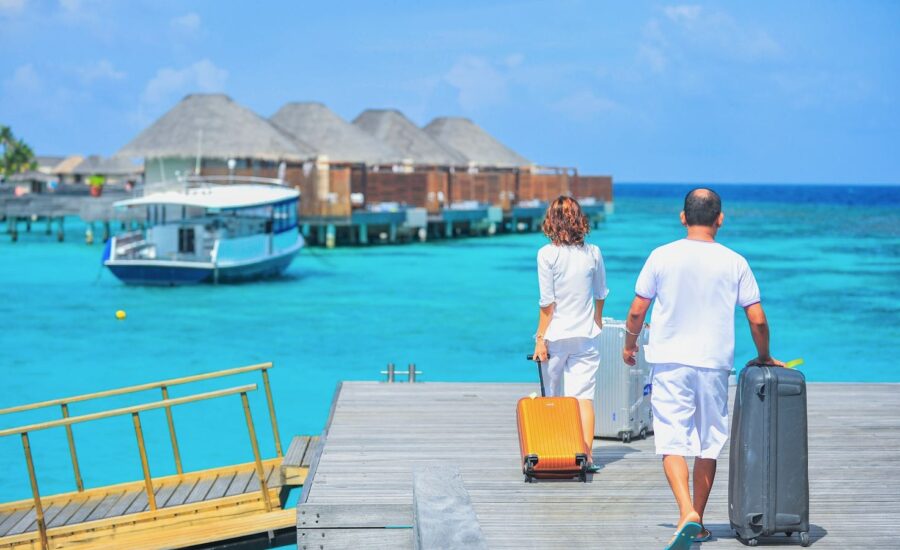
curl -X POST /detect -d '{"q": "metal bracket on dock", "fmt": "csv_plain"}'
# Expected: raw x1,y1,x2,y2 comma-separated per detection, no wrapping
381,363,423,383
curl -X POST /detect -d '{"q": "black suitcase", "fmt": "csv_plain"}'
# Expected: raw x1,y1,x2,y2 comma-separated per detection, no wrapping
729,364,811,547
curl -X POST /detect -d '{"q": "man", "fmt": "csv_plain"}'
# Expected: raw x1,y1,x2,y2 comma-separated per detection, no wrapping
622,188,783,550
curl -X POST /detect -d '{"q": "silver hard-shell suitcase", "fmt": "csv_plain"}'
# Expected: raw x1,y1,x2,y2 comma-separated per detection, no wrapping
594,319,652,442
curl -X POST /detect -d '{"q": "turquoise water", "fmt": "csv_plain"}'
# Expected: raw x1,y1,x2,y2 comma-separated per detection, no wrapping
1,183,898,502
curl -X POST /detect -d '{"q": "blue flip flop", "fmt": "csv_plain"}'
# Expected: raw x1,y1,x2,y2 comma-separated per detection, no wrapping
664,521,703,550
693,528,712,543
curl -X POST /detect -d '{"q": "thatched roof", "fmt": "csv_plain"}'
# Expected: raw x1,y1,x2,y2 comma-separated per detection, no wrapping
423,117,531,168
271,102,402,165
72,155,143,176
352,109,467,166
118,94,313,161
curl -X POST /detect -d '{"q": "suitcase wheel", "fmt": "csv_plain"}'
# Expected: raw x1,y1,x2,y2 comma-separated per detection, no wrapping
800,532,810,547
747,538,758,547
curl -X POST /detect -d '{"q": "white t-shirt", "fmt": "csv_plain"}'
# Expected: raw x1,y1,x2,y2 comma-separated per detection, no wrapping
538,243,609,341
635,239,760,370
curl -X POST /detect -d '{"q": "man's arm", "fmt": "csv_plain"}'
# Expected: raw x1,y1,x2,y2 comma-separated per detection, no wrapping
622,296,652,365
744,303,784,367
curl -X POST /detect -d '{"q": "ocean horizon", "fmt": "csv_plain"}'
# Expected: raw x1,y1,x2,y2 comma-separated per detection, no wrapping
1,182,898,502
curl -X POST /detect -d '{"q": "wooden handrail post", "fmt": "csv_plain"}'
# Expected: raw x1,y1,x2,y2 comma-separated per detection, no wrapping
260,367,282,457
60,403,85,492
131,412,157,510
160,386,183,474
240,392,272,512
22,432,49,550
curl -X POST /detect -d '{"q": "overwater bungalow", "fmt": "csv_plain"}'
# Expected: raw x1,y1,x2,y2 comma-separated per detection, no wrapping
117,93,312,184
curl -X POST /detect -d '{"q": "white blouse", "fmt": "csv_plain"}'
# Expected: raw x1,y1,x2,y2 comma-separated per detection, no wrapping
537,243,609,342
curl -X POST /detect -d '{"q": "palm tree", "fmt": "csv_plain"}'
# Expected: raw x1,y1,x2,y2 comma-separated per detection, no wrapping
0,125,37,180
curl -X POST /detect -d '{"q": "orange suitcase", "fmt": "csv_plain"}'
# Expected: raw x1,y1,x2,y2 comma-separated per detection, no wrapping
518,356,589,482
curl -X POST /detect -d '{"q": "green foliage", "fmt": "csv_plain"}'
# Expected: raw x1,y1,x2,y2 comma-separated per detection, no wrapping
0,125,38,179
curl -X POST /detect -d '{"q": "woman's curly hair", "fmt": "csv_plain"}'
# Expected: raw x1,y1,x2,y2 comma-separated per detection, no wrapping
542,195,589,246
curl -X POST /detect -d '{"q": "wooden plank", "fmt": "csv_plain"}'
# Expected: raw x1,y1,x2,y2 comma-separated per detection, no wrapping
164,480,197,508
102,490,141,518
0,457,282,514
66,496,107,525
297,528,414,550
297,504,413,528
412,466,486,550
297,382,900,549
0,508,30,536
301,436,320,467
283,436,312,467
204,473,235,501
184,477,215,505
47,500,84,529
224,471,254,497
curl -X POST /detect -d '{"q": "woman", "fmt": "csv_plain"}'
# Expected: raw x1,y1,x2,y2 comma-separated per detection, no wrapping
532,196,608,468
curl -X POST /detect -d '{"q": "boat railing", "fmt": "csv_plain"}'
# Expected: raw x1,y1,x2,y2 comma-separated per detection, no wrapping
0,383,276,550
133,176,288,198
0,362,284,493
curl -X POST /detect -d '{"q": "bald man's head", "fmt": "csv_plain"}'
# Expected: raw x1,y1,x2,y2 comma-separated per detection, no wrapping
683,188,722,227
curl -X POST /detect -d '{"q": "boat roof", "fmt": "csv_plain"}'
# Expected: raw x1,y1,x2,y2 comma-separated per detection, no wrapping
115,184,299,209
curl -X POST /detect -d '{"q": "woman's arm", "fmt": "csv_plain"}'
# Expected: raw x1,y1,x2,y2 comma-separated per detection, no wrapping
594,298,605,331
533,303,554,361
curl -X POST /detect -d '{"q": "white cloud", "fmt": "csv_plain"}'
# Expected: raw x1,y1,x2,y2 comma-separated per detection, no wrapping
552,89,619,121
0,0,26,14
640,5,782,72
78,59,125,83
139,59,228,114
663,5,702,23
171,12,201,33
444,56,508,111
58,0,81,12
4,64,42,93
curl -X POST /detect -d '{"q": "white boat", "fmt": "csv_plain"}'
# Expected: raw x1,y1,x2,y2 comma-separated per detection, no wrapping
103,177,304,285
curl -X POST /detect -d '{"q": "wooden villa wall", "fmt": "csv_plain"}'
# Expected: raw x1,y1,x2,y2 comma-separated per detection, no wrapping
204,163,612,220
570,175,613,202
449,172,516,210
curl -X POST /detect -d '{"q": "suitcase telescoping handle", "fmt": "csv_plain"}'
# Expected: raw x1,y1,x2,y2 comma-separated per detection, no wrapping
526,354,549,397
746,358,804,369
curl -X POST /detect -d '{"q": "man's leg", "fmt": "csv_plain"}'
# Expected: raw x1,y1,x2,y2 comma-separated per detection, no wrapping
650,364,702,537
693,367,731,536
693,458,717,527
663,455,701,529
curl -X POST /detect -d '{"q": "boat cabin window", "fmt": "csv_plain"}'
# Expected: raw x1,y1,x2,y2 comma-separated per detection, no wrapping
178,227,195,254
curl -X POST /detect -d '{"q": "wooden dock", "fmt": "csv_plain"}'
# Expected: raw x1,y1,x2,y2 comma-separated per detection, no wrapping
0,363,316,550
298,382,900,549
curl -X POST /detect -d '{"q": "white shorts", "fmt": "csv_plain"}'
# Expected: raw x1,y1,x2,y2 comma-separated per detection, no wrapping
542,337,599,400
650,363,730,459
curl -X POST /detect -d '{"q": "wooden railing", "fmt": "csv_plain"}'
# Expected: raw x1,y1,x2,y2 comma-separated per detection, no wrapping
0,384,276,550
0,362,284,494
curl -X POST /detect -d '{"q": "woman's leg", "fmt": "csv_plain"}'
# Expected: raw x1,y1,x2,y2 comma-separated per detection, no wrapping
563,337,600,457
577,399,595,455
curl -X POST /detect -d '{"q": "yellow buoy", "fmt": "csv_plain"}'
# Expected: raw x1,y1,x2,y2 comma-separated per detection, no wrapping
115,310,126,320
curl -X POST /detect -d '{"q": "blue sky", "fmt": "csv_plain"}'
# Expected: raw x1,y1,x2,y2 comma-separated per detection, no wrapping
1,0,898,183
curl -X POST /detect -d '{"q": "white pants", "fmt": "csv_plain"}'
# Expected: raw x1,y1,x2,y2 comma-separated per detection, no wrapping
542,337,599,400
650,363,730,459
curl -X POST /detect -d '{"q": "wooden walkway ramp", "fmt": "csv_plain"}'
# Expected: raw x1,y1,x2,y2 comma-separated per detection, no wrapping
0,363,317,550
299,382,900,549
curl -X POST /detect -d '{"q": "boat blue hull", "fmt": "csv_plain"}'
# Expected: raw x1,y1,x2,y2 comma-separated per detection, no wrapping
105,251,298,286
